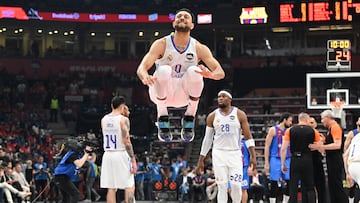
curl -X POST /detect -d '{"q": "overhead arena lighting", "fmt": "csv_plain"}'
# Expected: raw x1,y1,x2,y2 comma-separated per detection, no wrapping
272,27,293,33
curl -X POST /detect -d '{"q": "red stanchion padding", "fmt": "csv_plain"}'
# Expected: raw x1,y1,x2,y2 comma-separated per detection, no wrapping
154,181,163,191
169,181,177,191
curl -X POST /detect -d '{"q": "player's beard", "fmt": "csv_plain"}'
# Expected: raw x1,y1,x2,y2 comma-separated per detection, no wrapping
218,103,227,109
175,24,191,32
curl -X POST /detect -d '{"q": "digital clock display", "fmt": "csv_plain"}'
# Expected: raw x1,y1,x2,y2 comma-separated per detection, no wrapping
326,39,351,71
327,39,351,49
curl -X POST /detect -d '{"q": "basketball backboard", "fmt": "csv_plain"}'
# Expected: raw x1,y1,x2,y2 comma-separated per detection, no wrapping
306,72,360,109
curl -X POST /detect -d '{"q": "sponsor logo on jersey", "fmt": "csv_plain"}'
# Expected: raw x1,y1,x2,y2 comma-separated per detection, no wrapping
230,115,235,120
186,53,194,61
167,54,173,62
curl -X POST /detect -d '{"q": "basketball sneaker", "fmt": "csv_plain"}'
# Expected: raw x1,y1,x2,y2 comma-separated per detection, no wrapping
157,115,172,142
181,115,195,142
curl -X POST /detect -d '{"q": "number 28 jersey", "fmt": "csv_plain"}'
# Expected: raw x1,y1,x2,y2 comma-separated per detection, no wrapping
101,114,125,151
213,107,241,151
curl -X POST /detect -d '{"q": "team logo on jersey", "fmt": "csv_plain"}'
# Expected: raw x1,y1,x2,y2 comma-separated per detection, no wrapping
230,115,235,120
186,53,194,61
167,54,173,62
277,129,284,136
107,123,113,128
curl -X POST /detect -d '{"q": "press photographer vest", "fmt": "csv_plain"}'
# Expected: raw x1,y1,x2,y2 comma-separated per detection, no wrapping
54,150,81,180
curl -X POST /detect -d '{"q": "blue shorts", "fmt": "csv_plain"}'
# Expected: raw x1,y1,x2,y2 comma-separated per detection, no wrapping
241,165,250,189
269,157,290,181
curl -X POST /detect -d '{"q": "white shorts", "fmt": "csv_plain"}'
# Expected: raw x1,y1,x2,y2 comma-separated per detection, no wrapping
212,148,243,185
149,77,188,107
100,151,134,189
349,162,360,184
149,65,204,108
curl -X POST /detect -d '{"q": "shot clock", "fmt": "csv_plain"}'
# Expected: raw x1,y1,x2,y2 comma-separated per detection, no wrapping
326,39,351,71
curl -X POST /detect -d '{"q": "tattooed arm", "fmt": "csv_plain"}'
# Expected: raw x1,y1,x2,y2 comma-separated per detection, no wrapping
121,116,137,174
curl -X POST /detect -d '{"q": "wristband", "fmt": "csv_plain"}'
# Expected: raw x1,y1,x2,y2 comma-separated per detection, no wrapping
245,138,255,148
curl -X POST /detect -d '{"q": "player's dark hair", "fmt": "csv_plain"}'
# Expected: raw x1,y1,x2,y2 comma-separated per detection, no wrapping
280,112,292,122
176,8,195,23
111,96,126,109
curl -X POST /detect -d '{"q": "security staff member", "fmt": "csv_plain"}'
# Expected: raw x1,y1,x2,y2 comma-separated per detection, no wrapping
309,110,348,203
281,112,321,203
53,143,92,203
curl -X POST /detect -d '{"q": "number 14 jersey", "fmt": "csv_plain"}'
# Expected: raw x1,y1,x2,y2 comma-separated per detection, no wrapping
101,114,125,151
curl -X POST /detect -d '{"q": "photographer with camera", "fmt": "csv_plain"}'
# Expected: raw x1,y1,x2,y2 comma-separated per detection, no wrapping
53,139,93,203
34,156,50,202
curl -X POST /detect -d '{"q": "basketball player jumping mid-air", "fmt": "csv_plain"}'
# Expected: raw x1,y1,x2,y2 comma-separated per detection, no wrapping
136,8,225,142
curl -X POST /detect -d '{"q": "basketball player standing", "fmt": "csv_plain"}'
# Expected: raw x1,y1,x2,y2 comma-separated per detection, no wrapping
264,112,293,203
197,90,256,203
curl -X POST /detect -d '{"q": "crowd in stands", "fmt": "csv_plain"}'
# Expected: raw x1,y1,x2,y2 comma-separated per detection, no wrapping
133,150,267,202
1,52,358,202
0,65,191,201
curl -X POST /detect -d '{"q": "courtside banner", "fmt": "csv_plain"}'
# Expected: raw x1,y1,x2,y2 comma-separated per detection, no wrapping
0,6,175,23
0,6,28,20
37,11,174,23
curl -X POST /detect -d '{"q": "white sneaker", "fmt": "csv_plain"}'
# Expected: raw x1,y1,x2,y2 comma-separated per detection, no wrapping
18,192,32,199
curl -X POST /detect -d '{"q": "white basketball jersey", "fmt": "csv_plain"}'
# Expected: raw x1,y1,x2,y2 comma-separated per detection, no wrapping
155,34,198,78
348,133,360,163
101,114,125,151
213,107,242,151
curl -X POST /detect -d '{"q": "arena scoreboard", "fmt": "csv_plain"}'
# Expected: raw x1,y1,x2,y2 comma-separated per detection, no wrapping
326,39,351,71
279,0,360,23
